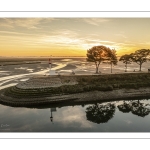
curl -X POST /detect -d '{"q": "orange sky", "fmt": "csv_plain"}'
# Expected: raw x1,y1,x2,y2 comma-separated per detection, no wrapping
0,18,150,57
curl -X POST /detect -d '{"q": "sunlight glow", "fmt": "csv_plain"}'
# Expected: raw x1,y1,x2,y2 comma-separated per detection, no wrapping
0,18,150,57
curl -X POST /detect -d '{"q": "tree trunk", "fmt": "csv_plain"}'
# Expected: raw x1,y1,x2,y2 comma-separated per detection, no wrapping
111,62,112,73
125,63,127,72
96,65,99,73
95,62,100,74
139,64,142,71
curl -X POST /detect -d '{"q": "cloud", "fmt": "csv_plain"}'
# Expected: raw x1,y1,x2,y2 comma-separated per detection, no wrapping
137,41,150,45
0,18,56,29
0,26,137,52
40,29,123,50
0,30,39,36
82,18,110,26
51,29,79,37
41,29,83,46
115,33,127,39
55,106,93,129
0,33,44,47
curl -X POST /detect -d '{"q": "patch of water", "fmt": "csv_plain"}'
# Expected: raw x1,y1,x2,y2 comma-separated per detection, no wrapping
15,67,28,70
52,63,67,70
0,83,17,90
0,71,10,73
27,69,34,72
59,70,72,72
61,59,73,61
20,78,29,82
1,98,150,132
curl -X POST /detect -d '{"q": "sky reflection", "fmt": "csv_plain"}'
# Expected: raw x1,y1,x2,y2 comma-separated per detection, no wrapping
1,99,150,132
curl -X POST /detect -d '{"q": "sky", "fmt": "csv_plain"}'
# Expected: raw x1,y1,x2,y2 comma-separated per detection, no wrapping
0,18,150,57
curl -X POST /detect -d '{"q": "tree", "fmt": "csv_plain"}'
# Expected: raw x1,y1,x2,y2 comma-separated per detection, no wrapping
130,49,150,71
87,45,118,74
85,103,116,124
119,54,132,72
107,49,118,73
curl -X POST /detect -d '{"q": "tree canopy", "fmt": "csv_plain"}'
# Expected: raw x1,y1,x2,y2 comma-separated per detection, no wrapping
130,49,150,71
85,103,116,124
119,54,132,72
87,45,117,73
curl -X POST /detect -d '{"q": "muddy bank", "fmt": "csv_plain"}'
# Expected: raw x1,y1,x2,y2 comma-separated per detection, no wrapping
0,87,150,107
1,73,150,107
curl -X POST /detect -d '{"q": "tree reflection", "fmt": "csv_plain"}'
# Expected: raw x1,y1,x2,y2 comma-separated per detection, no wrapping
117,100,150,117
131,100,150,117
117,101,131,113
85,103,116,124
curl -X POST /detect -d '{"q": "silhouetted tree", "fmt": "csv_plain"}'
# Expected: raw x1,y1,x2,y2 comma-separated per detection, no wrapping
130,49,150,71
119,54,132,72
104,49,118,73
130,100,150,117
85,103,116,124
87,45,117,74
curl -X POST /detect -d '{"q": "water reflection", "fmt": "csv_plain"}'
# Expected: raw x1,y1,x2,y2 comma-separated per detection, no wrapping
131,100,150,117
1,99,150,132
117,100,150,117
117,101,131,113
50,108,57,122
85,103,116,124
46,99,150,125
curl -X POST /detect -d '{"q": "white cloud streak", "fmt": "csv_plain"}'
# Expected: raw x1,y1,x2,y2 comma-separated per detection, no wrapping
115,33,127,39
0,18,56,29
82,18,110,26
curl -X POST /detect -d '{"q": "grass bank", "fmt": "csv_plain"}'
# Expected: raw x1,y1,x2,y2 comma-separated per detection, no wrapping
3,73,150,99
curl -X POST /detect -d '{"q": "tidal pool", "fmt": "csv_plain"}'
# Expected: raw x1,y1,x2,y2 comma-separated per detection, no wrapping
0,99,150,132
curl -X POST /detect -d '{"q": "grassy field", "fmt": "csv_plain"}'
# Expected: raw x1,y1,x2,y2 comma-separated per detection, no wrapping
3,73,150,99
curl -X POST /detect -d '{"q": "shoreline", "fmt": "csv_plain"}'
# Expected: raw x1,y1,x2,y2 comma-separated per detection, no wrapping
1,73,150,107
0,87,150,107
